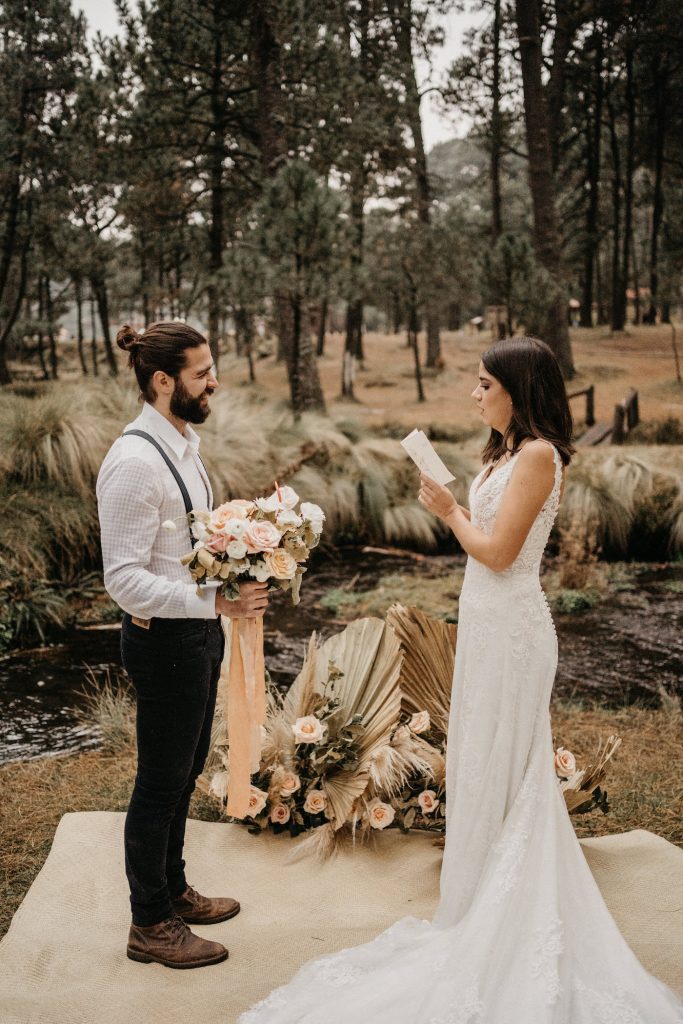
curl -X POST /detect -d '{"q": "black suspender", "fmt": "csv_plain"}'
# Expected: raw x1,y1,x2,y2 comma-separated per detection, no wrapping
122,429,210,546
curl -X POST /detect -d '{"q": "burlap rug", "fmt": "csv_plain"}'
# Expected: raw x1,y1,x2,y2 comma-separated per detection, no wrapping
0,812,681,1023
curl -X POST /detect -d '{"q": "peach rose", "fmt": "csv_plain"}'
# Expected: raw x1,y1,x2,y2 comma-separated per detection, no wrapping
243,520,282,553
417,790,439,815
409,710,431,735
554,747,577,778
367,799,395,830
264,548,298,580
303,789,327,815
247,786,268,816
270,803,291,825
212,500,254,528
279,771,301,797
292,715,325,744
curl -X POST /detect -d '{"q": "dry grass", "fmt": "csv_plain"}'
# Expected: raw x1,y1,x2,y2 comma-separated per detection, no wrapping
550,703,683,847
1,701,679,939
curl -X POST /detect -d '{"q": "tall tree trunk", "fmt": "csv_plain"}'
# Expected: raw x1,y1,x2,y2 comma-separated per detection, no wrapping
620,41,635,329
388,0,441,367
89,289,99,376
643,55,668,324
250,0,324,412
490,0,503,240
342,166,365,398
90,273,118,376
43,275,59,379
607,88,623,331
581,30,603,329
207,18,226,365
74,276,88,375
316,295,328,356
0,243,29,385
514,0,574,376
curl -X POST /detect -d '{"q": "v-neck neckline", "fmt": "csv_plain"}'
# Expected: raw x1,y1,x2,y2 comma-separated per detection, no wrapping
475,449,520,494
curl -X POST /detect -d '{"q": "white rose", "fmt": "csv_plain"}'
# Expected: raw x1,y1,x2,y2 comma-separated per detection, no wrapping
409,710,431,735
255,485,300,513
303,789,327,814
300,501,325,534
276,508,303,531
554,747,577,778
227,539,247,560
417,790,439,815
226,518,247,539
247,786,268,817
367,799,395,830
270,804,291,825
292,715,325,744
249,560,271,582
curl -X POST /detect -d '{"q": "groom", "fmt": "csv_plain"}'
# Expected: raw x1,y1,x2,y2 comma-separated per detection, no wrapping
97,320,268,969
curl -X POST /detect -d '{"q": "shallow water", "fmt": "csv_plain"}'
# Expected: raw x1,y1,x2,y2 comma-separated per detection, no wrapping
0,553,680,764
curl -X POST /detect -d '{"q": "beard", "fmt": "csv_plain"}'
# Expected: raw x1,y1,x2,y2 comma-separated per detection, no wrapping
170,377,214,424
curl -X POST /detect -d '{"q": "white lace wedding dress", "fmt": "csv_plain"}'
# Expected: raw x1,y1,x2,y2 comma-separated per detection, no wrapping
239,443,683,1023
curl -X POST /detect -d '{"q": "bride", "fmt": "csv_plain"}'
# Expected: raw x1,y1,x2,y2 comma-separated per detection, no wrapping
239,337,683,1023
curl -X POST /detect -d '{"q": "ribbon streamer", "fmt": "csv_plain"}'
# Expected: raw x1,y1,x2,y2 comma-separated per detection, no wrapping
221,616,267,818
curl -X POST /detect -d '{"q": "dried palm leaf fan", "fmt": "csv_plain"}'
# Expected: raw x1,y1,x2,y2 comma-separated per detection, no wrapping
283,618,404,829
561,735,622,812
386,604,456,745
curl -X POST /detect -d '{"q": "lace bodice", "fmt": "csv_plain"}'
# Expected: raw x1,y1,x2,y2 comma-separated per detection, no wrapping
467,441,563,581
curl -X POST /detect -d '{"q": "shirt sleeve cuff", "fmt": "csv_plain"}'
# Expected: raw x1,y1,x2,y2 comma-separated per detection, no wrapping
185,582,219,619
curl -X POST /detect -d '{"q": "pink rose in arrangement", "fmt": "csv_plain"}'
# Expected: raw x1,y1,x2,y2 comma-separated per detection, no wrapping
264,549,298,580
279,771,301,797
243,520,282,554
554,747,577,778
270,804,291,825
247,786,269,816
206,533,229,553
367,799,395,830
303,789,328,815
417,790,439,815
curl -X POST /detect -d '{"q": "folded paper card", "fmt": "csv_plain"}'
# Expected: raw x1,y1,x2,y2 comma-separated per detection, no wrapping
400,429,456,486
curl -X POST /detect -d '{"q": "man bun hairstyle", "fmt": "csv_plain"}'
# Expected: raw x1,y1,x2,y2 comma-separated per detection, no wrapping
115,320,208,403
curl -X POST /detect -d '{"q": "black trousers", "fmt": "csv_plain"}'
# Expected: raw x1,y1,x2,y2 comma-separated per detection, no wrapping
121,614,224,927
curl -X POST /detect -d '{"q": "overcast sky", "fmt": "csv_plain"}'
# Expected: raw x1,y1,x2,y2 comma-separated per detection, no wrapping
73,1,483,149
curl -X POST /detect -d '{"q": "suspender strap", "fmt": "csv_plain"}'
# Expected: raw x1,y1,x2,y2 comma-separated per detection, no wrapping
122,429,209,546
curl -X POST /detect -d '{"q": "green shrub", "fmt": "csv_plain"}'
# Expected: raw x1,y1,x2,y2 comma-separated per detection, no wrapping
551,589,600,614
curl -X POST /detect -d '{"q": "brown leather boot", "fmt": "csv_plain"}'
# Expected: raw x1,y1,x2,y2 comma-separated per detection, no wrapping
172,884,241,925
127,915,228,969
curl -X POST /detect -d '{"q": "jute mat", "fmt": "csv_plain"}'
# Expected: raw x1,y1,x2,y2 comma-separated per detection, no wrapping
0,812,681,1024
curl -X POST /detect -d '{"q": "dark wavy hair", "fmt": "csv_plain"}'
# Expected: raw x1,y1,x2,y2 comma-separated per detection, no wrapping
116,321,208,403
480,336,574,466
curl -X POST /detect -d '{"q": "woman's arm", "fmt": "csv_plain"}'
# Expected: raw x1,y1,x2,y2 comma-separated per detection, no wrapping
418,440,558,572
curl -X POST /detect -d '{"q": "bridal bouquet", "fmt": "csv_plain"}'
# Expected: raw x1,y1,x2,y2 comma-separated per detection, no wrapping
180,484,325,605
177,483,324,820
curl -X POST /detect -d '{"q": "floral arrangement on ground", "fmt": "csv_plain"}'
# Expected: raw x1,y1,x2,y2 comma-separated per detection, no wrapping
199,606,622,858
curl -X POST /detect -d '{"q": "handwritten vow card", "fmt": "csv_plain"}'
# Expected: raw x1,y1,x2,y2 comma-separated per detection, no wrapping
400,429,456,486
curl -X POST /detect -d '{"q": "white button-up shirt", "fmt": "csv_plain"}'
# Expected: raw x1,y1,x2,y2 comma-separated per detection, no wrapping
96,402,218,620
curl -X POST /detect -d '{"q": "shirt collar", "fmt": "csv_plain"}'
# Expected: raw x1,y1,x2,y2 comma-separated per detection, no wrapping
138,403,201,460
